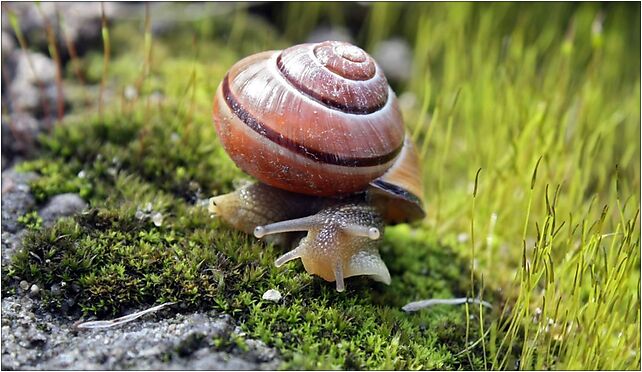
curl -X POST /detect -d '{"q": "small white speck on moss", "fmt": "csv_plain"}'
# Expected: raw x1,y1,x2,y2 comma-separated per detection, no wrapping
19,280,29,290
261,289,282,303
151,212,164,227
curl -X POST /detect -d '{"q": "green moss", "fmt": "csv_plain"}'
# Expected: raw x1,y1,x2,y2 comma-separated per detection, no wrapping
17,159,93,203
17,211,43,230
5,103,491,369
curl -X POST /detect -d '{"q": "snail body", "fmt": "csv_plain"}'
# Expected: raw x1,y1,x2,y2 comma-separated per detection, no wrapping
209,41,425,291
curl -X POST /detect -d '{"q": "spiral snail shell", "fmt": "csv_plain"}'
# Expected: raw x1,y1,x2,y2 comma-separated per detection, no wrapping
210,41,425,291
213,40,406,196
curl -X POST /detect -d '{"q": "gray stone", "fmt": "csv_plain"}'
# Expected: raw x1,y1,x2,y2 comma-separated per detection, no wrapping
2,31,15,56
372,37,414,83
0,295,281,370
1,2,121,48
1,230,27,264
1,167,38,233
2,113,41,156
262,289,282,303
11,51,57,85
39,193,88,228
7,51,63,115
7,78,41,114
29,284,40,296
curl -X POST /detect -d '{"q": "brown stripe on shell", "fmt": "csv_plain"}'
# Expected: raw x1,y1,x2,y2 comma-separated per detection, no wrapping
221,74,402,168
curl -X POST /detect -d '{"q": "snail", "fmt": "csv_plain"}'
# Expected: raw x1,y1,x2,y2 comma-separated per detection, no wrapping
208,41,425,292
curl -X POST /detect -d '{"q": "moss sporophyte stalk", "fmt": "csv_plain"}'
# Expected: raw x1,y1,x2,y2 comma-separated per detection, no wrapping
3,2,640,370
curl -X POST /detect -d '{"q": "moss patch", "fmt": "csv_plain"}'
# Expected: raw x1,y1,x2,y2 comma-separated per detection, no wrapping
4,108,492,369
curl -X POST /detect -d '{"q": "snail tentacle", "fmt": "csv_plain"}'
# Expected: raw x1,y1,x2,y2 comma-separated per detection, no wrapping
255,217,381,240
341,224,381,240
274,248,303,267
254,215,321,238
334,264,345,292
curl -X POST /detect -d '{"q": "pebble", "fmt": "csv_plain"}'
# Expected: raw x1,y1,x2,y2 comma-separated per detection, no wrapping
29,284,39,296
262,289,282,303
135,209,146,220
151,212,163,227
124,85,138,101
39,193,88,228
19,280,29,291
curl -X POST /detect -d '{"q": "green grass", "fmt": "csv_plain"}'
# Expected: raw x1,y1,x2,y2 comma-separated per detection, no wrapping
3,2,640,370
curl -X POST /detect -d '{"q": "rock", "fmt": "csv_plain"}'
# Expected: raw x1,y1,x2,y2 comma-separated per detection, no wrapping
29,284,40,296
2,31,15,56
261,289,282,303
50,284,61,296
7,51,62,116
372,37,414,83
1,167,38,233
7,78,41,115
11,51,57,85
1,3,121,52
306,26,354,44
39,193,88,228
245,338,279,363
184,348,257,370
151,212,163,227
1,295,281,370
2,113,41,157
1,230,27,264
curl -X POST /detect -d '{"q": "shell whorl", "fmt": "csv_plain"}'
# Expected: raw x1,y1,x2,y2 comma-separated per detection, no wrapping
213,41,406,196
277,41,389,114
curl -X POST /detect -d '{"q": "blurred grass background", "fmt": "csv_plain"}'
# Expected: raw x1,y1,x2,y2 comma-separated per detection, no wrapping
3,2,640,370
